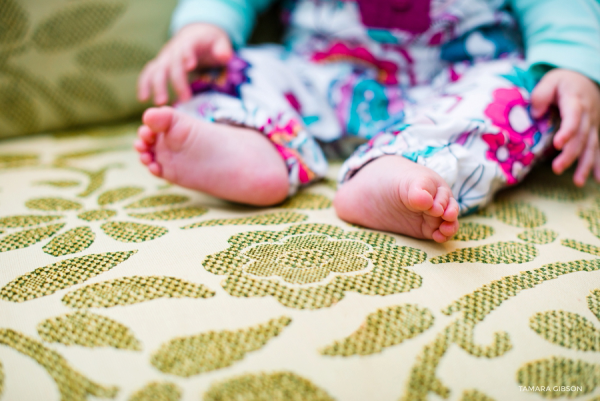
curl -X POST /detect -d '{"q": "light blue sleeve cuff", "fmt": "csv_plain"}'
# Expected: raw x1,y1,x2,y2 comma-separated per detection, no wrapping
511,0,600,85
529,42,600,85
170,0,257,48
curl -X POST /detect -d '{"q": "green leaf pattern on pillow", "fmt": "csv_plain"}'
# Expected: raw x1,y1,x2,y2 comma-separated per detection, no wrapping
0,0,177,137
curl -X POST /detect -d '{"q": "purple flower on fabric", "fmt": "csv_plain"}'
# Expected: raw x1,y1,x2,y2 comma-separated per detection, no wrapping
190,56,251,98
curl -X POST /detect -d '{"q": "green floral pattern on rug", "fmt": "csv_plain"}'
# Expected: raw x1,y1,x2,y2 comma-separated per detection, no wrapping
0,186,210,254
451,222,494,241
529,289,600,351
62,276,215,308
0,251,137,302
2,123,600,400
150,317,292,377
0,329,118,401
517,356,599,398
37,311,142,350
203,224,425,309
204,372,334,401
478,201,547,228
243,234,371,284
321,304,434,356
128,382,182,401
430,241,537,264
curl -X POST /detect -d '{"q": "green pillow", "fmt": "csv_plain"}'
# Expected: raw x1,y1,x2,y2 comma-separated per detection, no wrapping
0,0,178,138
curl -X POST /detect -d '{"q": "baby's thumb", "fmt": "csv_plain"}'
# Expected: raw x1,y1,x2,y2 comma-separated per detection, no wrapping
530,75,557,118
212,36,233,65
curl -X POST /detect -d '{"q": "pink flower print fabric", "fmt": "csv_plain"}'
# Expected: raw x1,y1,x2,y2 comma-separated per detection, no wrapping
266,119,317,185
484,88,537,143
312,42,399,85
482,131,534,185
483,88,538,184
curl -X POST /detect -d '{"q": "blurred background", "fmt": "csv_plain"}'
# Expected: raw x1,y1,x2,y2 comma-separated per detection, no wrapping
0,0,282,139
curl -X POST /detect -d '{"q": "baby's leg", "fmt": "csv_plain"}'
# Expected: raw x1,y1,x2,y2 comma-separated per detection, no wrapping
136,107,289,206
135,48,331,205
335,59,554,241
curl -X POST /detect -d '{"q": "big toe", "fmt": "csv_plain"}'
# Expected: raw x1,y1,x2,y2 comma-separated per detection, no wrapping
406,178,435,212
143,106,174,133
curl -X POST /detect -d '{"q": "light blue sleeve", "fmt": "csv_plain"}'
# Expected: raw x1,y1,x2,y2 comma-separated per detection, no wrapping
510,0,600,84
170,0,277,48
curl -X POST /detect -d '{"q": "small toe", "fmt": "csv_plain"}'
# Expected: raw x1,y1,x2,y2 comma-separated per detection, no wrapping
138,125,157,144
422,215,443,239
148,162,162,176
427,186,451,217
432,230,448,243
139,152,153,165
135,139,149,153
442,197,460,222
439,220,459,237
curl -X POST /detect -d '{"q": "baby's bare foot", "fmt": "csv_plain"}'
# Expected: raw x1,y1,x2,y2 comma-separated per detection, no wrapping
135,106,289,206
334,156,459,242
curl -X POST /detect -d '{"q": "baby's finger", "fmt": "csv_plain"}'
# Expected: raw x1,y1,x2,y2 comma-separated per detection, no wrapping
182,47,197,71
211,36,233,65
530,74,558,118
573,128,596,186
554,95,582,150
169,54,191,102
151,62,170,105
552,114,590,174
553,113,589,174
137,62,156,102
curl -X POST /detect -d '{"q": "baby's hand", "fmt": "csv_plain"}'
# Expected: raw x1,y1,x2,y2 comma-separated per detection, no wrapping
531,69,600,187
137,23,233,105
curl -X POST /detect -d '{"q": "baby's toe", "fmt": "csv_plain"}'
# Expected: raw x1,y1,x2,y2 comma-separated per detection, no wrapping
439,220,459,237
442,197,460,222
432,230,448,243
406,179,435,212
147,162,162,177
138,125,157,144
135,139,150,153
427,186,451,218
422,215,443,239
139,152,153,165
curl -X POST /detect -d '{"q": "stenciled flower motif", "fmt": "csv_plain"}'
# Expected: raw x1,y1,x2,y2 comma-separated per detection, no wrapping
484,87,538,145
190,56,250,98
482,130,534,185
203,223,426,309
0,187,208,255
243,234,370,284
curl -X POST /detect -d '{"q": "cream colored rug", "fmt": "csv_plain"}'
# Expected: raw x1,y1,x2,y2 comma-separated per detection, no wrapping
1,123,599,401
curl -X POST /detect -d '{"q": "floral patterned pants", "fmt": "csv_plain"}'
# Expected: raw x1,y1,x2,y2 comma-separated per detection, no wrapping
178,47,553,215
